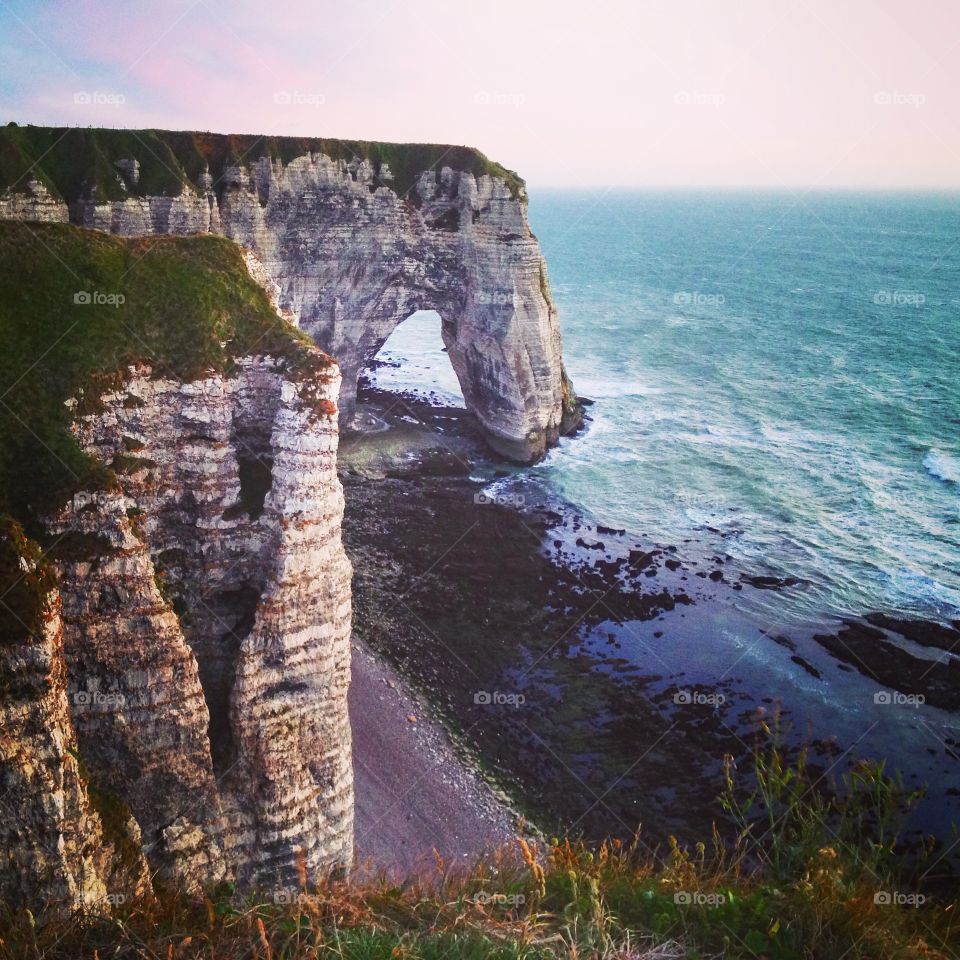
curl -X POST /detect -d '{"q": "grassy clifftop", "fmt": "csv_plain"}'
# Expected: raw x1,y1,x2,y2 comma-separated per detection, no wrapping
0,123,524,203
0,220,328,533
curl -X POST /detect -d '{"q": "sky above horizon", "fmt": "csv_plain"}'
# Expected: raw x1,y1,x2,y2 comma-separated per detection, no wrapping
1,0,959,189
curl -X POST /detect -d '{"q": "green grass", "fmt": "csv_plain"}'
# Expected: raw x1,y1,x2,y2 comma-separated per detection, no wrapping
0,219,330,527
0,731,956,959
0,122,525,202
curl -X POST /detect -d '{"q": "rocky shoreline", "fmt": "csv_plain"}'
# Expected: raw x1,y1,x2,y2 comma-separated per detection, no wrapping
341,379,960,858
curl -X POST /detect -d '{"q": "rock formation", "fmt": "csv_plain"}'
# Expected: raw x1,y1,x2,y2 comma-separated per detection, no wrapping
0,520,148,915
0,223,352,912
53,360,353,892
0,126,581,461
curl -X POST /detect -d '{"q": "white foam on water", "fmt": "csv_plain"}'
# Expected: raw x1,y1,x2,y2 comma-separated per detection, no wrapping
924,449,960,484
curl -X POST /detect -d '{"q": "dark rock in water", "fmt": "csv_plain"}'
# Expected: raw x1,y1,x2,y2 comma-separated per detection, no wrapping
665,559,681,571
813,619,960,711
741,574,802,590
709,570,724,582
864,612,960,653
771,634,797,652
791,655,822,680
597,524,625,536
628,549,657,569
494,470,510,479
576,537,604,550
578,396,595,406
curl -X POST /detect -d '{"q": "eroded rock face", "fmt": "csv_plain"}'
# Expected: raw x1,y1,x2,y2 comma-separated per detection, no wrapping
0,350,353,911
0,525,149,915
5,148,580,462
0,179,68,223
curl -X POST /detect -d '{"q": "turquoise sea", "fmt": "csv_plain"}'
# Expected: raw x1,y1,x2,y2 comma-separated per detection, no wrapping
376,191,960,631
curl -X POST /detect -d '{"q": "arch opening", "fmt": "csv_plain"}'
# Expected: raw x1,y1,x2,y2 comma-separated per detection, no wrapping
357,310,465,417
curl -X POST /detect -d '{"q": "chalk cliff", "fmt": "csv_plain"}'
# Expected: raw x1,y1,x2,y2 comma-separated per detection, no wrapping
0,223,352,911
0,126,581,461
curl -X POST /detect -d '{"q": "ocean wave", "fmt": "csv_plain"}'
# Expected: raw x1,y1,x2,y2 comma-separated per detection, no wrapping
924,449,960,484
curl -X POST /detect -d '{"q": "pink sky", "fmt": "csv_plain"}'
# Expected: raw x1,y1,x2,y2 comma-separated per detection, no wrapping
2,0,959,188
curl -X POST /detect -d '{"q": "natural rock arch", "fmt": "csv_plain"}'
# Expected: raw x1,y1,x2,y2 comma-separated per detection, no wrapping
216,157,582,462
